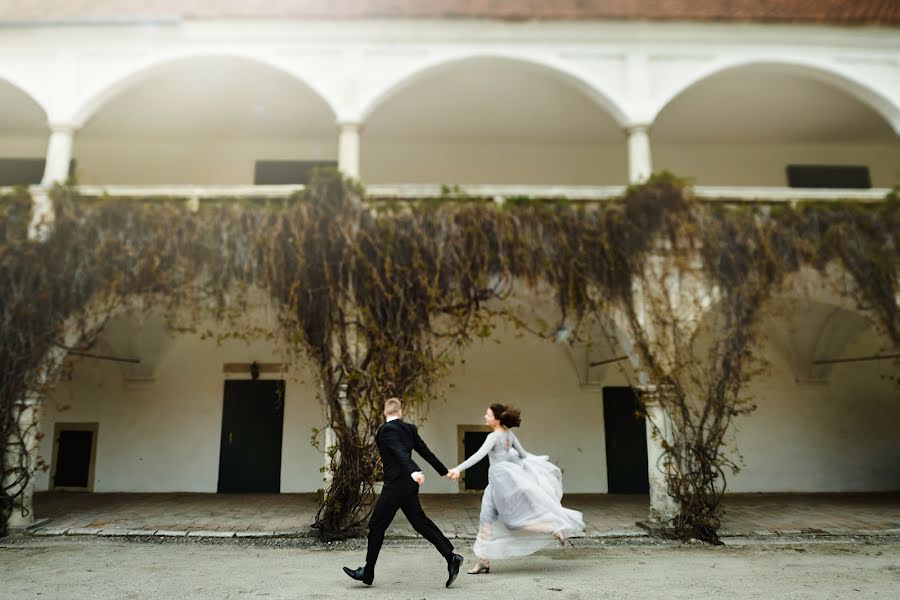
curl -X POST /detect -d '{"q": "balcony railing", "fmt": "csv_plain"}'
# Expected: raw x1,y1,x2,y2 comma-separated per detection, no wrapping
6,184,893,203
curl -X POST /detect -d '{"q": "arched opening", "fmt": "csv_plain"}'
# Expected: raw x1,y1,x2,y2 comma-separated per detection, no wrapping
652,64,900,187
362,56,627,185
732,300,898,492
690,294,899,494
0,79,50,186
75,56,338,185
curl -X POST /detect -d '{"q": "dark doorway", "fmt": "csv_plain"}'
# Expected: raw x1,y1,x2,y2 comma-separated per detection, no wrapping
603,387,649,494
460,428,491,491
53,429,94,489
217,379,285,493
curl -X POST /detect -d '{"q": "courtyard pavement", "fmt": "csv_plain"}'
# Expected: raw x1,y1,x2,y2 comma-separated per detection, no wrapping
25,491,900,539
1,535,898,599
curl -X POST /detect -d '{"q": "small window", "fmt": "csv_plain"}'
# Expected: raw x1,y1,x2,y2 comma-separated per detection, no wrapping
786,165,871,189
253,160,337,185
0,158,44,185
0,158,76,186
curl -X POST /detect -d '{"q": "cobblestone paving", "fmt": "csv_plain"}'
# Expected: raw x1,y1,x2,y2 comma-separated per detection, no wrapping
29,491,900,538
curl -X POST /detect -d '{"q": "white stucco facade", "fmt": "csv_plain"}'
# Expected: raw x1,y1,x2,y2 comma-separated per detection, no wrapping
32,312,900,496
3,16,898,504
1,20,899,187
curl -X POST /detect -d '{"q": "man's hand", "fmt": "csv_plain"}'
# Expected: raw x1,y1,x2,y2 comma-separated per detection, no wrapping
446,468,460,481
411,471,425,485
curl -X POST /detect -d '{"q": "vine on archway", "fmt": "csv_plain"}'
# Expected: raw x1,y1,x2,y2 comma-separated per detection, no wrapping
1,172,896,543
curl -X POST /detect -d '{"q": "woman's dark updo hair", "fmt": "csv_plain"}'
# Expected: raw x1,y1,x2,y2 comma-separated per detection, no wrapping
490,403,522,428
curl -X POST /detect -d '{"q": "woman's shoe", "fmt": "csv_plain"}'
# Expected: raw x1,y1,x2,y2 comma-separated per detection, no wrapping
554,531,566,546
467,561,491,575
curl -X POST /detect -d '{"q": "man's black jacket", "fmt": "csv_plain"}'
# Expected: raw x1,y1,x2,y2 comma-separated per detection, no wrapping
376,419,448,483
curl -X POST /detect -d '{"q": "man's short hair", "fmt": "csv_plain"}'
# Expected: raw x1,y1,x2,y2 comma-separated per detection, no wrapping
384,398,402,416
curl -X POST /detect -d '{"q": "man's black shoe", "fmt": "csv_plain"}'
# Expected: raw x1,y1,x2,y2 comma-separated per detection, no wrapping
343,566,373,586
446,553,464,587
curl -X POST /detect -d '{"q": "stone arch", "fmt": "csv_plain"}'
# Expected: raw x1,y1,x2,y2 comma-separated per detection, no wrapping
0,76,52,186
690,262,893,383
0,75,49,124
651,57,900,135
71,51,339,127
357,51,630,126
765,300,876,385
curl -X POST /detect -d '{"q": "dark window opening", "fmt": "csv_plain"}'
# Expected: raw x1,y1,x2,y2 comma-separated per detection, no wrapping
0,158,76,186
786,165,871,189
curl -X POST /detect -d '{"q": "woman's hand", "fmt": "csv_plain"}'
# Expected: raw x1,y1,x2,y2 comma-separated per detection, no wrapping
446,468,461,481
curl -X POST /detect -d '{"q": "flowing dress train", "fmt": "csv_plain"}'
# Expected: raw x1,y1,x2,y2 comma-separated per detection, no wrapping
454,429,584,560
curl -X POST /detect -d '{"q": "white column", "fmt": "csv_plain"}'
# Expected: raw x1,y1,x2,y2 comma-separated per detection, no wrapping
337,121,361,180
28,188,54,242
641,387,680,524
41,123,76,186
3,396,41,530
626,125,652,184
3,343,75,532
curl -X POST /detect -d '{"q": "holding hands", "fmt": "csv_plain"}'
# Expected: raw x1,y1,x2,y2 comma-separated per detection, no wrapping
446,468,461,481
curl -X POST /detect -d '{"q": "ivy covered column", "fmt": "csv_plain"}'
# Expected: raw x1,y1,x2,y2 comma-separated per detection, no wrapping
41,123,76,185
3,330,89,534
338,121,362,179
626,124,652,184
640,385,680,525
2,394,41,530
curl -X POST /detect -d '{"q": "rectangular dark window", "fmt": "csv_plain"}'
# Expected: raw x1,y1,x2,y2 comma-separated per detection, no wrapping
253,160,337,185
0,158,45,186
0,158,76,186
786,165,871,189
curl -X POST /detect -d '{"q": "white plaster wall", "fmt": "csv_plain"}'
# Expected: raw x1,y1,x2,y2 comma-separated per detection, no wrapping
34,334,326,494
3,21,899,175
73,138,337,185
0,135,48,158
72,138,623,186
727,333,900,493
362,141,626,185
412,322,628,494
655,142,900,188
2,21,897,129
32,316,899,495
62,138,900,187
33,320,622,495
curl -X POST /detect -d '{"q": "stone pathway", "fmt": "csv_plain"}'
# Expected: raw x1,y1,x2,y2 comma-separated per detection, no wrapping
25,492,900,539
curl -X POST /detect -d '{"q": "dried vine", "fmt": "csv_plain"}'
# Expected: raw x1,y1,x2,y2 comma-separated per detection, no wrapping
1,172,896,543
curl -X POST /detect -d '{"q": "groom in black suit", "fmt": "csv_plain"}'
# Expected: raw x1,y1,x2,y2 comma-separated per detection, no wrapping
343,397,464,587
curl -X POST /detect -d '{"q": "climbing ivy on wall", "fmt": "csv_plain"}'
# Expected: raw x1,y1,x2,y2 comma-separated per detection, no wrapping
1,171,896,542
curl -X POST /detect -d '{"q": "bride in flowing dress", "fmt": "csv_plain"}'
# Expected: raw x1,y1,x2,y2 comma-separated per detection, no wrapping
447,403,584,574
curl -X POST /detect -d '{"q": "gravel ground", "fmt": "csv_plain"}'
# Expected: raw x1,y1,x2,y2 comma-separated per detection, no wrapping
1,535,898,599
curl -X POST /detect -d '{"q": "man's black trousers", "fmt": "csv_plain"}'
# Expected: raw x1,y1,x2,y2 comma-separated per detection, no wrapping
364,477,454,575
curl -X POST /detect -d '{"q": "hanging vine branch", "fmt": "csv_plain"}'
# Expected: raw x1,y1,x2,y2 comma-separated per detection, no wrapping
1,172,896,543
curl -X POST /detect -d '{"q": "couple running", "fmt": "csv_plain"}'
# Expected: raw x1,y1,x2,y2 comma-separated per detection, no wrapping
343,397,584,587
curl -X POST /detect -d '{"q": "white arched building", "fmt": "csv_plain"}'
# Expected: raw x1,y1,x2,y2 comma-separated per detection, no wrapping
1,3,898,527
